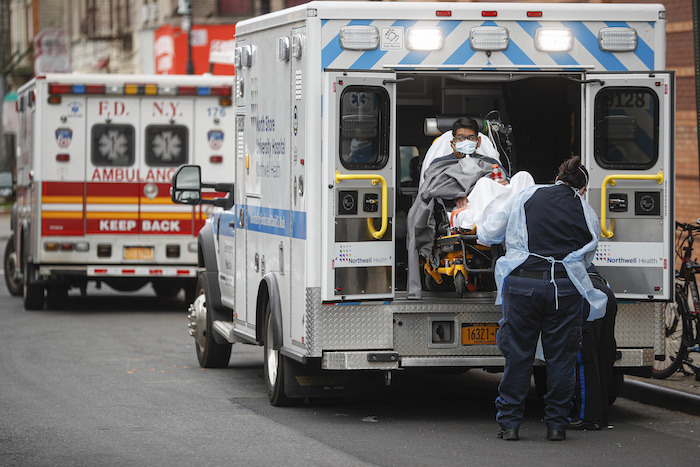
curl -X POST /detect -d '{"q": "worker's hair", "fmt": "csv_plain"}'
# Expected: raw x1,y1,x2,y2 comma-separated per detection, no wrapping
557,155,588,189
452,117,480,135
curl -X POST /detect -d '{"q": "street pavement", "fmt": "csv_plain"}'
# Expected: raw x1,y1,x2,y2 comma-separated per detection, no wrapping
0,209,698,413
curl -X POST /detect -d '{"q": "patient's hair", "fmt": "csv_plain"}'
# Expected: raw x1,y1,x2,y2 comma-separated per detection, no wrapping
557,155,588,189
452,117,479,135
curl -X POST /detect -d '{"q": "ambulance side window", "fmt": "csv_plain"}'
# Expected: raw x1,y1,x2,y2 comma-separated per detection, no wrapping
339,86,389,170
594,87,658,169
145,125,188,167
91,124,135,166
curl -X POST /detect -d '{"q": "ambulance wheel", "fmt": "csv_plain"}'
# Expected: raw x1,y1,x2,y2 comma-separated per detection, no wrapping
191,274,231,368
264,302,297,407
152,282,181,299
23,264,44,311
46,286,68,310
4,236,22,296
454,271,467,297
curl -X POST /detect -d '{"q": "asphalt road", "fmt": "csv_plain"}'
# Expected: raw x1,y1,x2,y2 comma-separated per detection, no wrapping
1,283,699,466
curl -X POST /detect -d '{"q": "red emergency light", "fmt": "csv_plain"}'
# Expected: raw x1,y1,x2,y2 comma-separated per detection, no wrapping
482,11,497,17
435,10,451,17
527,11,543,18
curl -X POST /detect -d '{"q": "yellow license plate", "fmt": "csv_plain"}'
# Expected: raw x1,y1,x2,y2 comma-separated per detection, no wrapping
461,323,499,345
124,247,153,260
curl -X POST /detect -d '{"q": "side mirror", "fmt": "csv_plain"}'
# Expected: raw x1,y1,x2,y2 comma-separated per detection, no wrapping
170,164,234,210
171,165,202,205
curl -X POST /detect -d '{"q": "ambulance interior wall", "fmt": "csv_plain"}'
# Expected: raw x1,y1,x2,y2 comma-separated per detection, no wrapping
394,74,581,291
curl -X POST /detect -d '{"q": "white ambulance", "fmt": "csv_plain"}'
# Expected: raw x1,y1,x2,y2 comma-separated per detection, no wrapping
7,73,235,310
171,2,673,405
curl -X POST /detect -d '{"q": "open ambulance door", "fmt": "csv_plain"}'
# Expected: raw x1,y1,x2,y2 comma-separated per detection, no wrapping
322,72,397,301
585,72,674,301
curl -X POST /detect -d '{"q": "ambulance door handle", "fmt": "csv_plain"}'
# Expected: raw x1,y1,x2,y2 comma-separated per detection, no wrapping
600,171,663,238
335,171,387,239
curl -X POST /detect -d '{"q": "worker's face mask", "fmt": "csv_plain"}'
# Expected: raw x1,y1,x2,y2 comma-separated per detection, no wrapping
455,139,477,156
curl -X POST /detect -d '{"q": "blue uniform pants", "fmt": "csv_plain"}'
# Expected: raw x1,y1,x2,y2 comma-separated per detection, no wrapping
496,274,583,431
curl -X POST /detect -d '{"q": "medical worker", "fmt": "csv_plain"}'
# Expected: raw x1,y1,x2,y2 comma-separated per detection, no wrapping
477,156,607,442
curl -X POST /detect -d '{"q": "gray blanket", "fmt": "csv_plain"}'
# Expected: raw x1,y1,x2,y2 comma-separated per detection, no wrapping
406,155,492,299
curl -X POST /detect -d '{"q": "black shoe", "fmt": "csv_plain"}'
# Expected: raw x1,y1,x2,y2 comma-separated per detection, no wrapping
497,428,519,441
547,430,566,441
568,419,602,431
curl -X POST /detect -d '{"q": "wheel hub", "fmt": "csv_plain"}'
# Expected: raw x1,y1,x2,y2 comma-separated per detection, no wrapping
187,294,207,346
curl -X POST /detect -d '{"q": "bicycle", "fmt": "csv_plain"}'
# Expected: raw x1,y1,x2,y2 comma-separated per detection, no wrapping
652,220,700,380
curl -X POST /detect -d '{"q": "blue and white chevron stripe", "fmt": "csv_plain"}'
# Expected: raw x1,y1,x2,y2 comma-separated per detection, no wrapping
321,19,656,72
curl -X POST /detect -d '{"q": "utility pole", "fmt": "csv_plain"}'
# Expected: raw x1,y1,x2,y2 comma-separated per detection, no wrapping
179,0,194,74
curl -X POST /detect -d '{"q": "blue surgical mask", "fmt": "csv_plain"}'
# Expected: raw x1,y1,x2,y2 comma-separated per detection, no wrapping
455,139,477,156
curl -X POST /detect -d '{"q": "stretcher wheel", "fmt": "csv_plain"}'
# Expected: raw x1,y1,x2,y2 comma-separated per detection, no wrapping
454,271,466,297
424,270,451,292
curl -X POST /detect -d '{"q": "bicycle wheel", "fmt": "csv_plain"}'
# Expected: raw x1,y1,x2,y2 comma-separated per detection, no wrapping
652,296,689,379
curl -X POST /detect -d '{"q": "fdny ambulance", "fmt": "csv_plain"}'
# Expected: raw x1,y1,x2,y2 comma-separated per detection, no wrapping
171,2,673,405
7,74,234,310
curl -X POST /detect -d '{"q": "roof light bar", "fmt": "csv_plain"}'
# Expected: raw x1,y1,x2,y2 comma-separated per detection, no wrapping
470,26,509,52
534,27,574,52
406,27,445,52
339,25,379,51
599,27,638,52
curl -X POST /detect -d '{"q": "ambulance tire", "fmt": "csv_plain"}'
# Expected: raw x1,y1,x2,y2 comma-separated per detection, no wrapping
193,274,231,368
4,236,22,296
23,263,44,311
264,303,298,407
46,286,68,310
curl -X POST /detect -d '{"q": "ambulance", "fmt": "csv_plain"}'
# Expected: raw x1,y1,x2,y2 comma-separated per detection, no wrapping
170,2,673,405
7,73,234,310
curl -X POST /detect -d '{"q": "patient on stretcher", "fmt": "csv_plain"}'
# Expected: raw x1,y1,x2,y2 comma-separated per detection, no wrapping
405,117,534,298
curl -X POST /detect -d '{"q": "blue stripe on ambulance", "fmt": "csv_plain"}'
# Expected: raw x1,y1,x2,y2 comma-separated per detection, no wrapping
562,21,627,71
323,19,373,69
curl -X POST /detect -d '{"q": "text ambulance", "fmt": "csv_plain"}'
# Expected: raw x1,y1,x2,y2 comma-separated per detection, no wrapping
7,74,234,310
171,2,673,405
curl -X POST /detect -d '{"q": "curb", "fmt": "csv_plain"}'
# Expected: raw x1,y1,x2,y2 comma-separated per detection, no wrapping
623,378,700,416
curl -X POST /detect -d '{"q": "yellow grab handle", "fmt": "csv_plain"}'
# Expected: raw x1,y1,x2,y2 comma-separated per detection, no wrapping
600,171,663,238
335,171,388,239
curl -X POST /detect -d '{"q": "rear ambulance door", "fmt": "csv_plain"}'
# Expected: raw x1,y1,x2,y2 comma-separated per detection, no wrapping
139,96,194,240
85,96,141,239
585,72,674,301
323,72,396,301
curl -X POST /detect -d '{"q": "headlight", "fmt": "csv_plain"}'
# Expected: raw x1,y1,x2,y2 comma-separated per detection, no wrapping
599,27,637,52
470,26,509,52
339,26,379,50
406,27,445,51
534,28,574,52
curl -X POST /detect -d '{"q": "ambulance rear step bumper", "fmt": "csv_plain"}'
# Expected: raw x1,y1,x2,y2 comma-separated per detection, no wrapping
321,352,505,370
320,350,652,370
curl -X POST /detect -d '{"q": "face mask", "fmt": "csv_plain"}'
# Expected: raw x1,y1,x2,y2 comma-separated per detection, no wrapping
455,139,477,156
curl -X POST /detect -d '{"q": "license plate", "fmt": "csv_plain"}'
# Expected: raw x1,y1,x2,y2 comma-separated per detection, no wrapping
461,323,499,345
124,247,153,260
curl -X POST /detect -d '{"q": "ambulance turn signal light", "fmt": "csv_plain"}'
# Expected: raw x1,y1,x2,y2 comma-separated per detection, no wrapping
219,97,232,107
48,96,62,104
210,155,223,164
56,154,70,162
